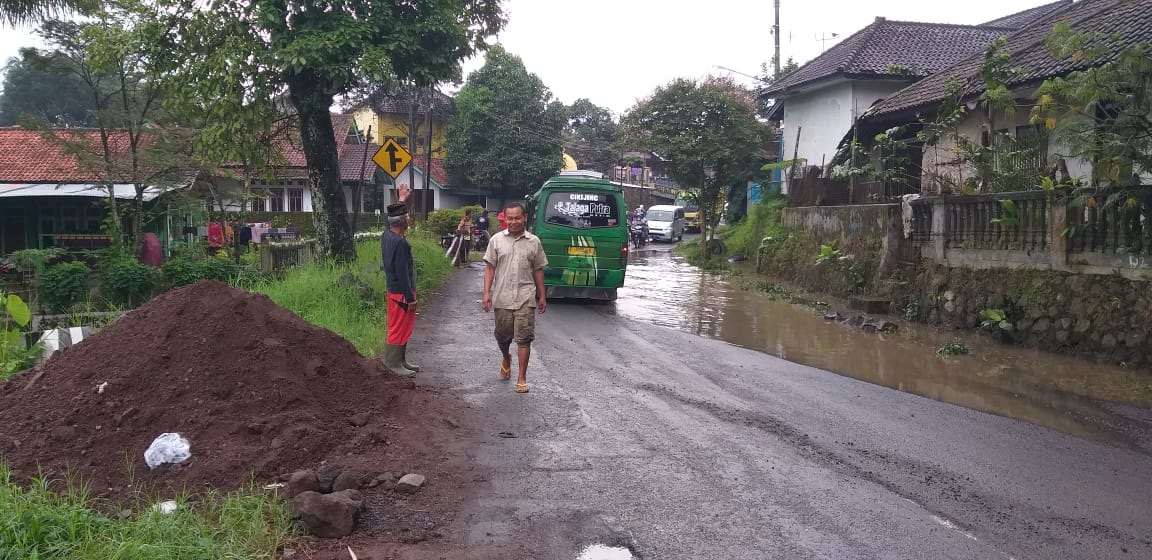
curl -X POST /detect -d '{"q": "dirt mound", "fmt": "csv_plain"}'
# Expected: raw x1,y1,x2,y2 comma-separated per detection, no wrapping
0,280,418,497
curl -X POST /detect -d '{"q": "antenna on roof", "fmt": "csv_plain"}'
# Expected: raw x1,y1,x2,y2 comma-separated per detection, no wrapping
816,32,839,53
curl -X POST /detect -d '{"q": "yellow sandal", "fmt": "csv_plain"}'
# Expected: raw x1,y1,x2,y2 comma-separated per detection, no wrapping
516,383,530,393
499,362,512,380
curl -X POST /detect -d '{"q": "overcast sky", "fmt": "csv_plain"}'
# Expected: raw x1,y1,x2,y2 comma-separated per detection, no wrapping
2,0,1052,115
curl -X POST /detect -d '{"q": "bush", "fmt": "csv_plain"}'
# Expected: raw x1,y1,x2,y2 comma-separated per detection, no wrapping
161,257,200,288
38,262,91,313
163,255,245,290
197,256,234,283
101,258,158,306
425,205,486,236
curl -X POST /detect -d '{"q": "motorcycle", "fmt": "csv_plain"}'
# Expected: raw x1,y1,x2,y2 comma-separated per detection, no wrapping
630,222,648,249
472,227,490,252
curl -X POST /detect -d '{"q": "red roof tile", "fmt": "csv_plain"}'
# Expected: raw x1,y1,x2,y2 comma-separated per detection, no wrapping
0,127,140,183
413,157,450,187
227,113,368,181
340,143,380,182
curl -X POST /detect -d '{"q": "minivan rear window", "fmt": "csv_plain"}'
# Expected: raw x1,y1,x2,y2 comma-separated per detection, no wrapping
544,191,620,229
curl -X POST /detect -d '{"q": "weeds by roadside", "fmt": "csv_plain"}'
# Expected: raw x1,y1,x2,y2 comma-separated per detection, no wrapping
937,342,971,356
242,234,453,357
0,463,296,559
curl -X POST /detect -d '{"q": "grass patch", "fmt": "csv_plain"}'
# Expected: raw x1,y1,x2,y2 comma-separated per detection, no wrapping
718,198,785,257
0,465,295,559
674,240,730,273
243,233,454,357
937,342,971,356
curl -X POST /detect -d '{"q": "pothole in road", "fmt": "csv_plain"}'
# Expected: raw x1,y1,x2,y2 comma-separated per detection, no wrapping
576,544,636,560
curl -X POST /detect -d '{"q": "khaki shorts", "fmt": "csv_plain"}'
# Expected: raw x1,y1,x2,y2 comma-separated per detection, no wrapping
494,303,536,347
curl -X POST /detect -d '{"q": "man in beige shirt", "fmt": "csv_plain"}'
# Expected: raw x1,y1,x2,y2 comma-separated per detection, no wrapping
482,202,548,394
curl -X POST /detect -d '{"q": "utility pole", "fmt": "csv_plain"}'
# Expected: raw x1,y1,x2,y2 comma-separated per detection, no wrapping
773,0,781,77
423,87,434,221
406,84,417,213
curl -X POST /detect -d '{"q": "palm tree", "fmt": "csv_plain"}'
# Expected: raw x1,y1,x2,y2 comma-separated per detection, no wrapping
1,0,98,26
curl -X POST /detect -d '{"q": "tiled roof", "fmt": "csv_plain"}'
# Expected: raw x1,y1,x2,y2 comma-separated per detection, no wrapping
227,113,368,181
339,143,380,182
762,19,1014,96
362,85,455,117
864,0,1149,119
420,157,450,187
0,127,179,184
981,0,1072,29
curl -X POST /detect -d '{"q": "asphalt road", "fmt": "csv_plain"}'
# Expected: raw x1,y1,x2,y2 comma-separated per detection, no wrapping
412,244,1152,560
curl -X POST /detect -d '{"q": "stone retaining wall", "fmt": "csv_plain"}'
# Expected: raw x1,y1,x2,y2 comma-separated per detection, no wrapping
911,261,1151,365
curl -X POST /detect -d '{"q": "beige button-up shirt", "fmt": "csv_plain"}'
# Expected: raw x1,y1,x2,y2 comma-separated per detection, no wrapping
484,230,549,310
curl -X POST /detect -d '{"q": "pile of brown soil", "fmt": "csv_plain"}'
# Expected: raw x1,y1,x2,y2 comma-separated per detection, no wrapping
0,280,436,498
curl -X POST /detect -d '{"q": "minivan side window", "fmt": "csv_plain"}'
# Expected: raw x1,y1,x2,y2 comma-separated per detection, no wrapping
543,191,620,229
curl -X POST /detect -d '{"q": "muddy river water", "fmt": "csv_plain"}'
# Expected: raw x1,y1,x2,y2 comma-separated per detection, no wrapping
600,243,1152,445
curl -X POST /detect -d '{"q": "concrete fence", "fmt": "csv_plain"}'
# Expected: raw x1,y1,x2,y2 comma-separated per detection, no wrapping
911,187,1152,279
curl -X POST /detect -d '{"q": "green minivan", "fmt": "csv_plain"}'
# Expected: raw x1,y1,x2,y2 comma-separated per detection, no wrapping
525,170,629,301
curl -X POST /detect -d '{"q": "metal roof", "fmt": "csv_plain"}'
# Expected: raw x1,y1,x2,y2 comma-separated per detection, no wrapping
0,183,165,200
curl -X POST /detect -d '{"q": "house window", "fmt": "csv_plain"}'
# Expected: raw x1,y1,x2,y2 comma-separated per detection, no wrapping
40,206,56,248
393,136,408,146
268,188,285,212
60,207,80,233
250,189,267,212
288,188,304,212
84,205,102,233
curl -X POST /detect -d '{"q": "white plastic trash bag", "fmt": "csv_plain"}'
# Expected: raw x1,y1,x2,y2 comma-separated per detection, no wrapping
144,433,191,469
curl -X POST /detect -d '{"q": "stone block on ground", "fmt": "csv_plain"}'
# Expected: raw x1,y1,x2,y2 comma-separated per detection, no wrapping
291,490,363,538
332,470,363,492
396,473,426,494
286,469,319,498
316,464,343,494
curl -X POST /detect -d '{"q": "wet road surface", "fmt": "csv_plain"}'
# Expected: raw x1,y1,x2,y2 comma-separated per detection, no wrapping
409,241,1152,559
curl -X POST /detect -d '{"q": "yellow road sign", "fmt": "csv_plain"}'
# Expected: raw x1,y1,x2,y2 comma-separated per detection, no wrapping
372,138,412,178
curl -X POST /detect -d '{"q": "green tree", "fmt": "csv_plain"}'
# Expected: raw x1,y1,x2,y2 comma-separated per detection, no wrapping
563,98,617,174
1032,21,1152,187
0,0,96,26
445,45,565,198
22,13,191,251
149,0,505,262
0,51,98,126
621,76,772,258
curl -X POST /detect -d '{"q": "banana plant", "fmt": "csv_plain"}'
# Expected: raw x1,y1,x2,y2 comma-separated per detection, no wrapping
1,292,35,377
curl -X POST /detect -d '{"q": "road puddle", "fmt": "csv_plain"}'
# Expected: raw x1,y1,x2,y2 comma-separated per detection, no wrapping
607,246,1152,443
575,544,636,560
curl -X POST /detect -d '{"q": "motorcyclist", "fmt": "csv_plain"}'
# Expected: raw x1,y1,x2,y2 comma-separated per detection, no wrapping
634,206,649,240
628,206,648,247
473,210,491,250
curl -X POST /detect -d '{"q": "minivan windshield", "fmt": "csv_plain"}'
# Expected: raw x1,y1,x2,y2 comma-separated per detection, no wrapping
544,191,620,229
646,209,674,222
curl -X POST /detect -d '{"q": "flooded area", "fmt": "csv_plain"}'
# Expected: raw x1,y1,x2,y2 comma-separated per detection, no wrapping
606,243,1152,444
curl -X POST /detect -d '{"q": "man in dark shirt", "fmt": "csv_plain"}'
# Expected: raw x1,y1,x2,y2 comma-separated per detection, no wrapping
381,186,419,376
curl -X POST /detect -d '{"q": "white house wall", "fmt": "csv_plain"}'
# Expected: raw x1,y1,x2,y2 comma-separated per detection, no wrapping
852,81,906,123
920,109,1098,194
782,82,855,180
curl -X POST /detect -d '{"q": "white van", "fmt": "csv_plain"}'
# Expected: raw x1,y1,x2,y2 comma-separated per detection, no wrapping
645,204,685,242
